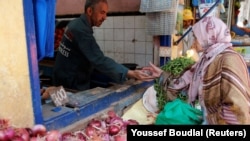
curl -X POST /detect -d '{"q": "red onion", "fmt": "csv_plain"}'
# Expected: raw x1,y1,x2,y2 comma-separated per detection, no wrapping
45,130,61,141
109,117,124,128
11,136,25,141
0,130,8,141
15,128,30,141
4,127,15,140
107,110,117,119
100,133,110,141
105,117,111,124
62,132,74,140
29,137,39,141
0,119,9,129
75,132,87,141
88,119,102,128
25,127,33,137
114,134,127,141
84,126,96,138
126,119,139,125
108,125,120,136
31,124,47,137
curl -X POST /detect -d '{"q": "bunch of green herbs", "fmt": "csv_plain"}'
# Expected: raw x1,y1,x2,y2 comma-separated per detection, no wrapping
154,57,195,111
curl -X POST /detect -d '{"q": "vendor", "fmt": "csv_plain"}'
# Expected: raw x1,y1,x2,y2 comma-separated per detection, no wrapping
231,19,250,36
231,26,250,36
52,0,154,91
243,19,250,28
182,8,195,56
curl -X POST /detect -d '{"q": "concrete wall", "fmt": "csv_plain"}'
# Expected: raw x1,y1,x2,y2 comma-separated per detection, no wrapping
0,0,34,127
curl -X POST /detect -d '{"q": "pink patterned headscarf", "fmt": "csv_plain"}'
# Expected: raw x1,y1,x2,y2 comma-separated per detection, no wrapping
188,16,232,103
193,16,231,48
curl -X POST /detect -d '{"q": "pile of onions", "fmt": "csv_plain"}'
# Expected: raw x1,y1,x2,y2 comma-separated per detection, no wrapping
62,110,139,141
0,121,61,141
0,110,139,141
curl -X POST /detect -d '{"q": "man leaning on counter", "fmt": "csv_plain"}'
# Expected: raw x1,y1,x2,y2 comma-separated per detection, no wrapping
52,0,154,91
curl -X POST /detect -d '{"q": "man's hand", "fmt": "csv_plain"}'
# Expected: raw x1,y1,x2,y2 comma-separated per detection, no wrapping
41,86,57,99
127,69,156,81
242,27,250,33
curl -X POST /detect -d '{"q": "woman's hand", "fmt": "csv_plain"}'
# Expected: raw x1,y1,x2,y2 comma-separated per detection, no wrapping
142,62,163,78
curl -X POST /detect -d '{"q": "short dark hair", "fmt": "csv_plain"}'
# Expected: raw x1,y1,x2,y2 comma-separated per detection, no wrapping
84,0,108,12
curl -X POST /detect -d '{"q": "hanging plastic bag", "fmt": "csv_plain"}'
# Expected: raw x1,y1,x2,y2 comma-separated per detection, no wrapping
33,0,56,61
192,0,199,6
198,2,220,18
155,98,203,125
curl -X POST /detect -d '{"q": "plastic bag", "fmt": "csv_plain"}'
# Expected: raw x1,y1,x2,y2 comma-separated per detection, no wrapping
33,0,56,61
155,98,203,125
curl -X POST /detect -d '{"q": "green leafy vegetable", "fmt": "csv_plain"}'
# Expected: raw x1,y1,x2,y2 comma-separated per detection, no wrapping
154,57,195,111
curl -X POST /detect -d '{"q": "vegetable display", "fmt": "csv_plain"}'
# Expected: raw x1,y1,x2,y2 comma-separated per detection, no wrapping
161,57,195,77
0,110,138,141
154,57,195,111
0,119,51,141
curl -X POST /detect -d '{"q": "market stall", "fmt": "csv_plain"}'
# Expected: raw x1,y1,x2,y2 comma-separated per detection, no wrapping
2,1,250,140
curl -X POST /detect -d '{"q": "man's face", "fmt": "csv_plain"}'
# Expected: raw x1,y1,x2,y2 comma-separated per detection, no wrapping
183,20,193,29
89,2,108,27
243,20,248,26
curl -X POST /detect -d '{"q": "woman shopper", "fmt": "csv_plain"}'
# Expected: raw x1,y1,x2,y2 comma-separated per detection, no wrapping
144,16,250,124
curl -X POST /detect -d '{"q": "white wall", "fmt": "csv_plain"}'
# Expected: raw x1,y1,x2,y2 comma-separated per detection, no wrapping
94,15,153,67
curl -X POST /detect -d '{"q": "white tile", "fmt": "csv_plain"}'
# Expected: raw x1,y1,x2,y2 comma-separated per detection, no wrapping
124,29,135,41
94,29,104,40
105,52,115,59
146,35,153,42
135,16,146,28
96,40,105,51
114,41,124,53
114,29,124,41
104,41,114,52
104,29,114,41
102,17,114,28
124,16,135,29
124,53,135,63
114,16,124,28
99,21,105,28
135,29,146,41
114,53,124,63
145,54,153,65
135,54,146,67
146,41,153,54
124,42,135,53
135,42,146,54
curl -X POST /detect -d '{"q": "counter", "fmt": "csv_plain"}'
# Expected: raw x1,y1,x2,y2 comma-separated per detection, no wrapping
42,80,153,131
